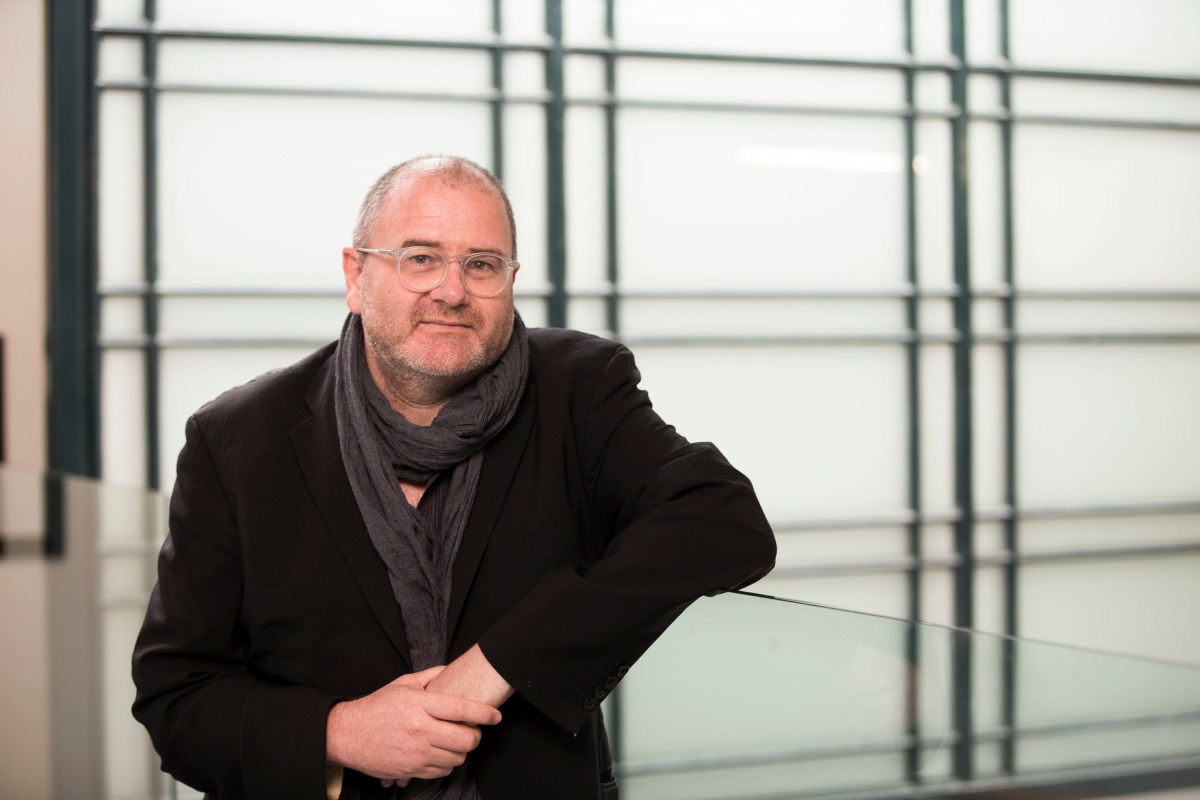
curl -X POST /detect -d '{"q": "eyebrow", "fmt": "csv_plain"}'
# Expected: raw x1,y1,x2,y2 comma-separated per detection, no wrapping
400,238,505,256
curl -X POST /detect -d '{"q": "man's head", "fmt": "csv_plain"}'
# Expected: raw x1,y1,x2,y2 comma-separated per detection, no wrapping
342,156,520,409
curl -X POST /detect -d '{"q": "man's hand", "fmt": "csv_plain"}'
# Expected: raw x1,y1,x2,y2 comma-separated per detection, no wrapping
325,666,502,786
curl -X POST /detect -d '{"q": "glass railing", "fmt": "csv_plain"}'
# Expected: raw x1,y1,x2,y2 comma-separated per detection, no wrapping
2,463,1198,799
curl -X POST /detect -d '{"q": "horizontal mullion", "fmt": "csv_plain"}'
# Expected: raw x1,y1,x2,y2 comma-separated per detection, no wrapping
99,283,554,299
99,283,1200,302
972,111,1200,133
96,80,549,105
94,23,553,52
971,61,1200,87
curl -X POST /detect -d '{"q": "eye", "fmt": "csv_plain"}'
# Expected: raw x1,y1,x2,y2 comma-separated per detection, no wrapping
465,256,502,275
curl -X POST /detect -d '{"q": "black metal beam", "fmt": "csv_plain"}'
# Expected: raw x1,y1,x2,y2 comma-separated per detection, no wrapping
949,0,974,781
544,0,567,328
49,0,100,477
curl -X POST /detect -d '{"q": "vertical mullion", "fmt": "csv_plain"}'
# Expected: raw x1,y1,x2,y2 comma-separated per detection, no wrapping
902,0,924,786
544,0,567,328
604,0,620,339
949,0,975,782
998,0,1018,777
602,4,625,780
142,0,161,490
490,0,505,181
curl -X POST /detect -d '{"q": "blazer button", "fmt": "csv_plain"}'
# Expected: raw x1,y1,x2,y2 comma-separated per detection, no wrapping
583,696,597,711
605,676,620,691
593,687,608,701
617,665,630,678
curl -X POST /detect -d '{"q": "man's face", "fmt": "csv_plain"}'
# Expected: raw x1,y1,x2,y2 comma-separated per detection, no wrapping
342,174,518,393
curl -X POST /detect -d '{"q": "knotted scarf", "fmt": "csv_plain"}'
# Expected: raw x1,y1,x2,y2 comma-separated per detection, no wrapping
333,311,528,798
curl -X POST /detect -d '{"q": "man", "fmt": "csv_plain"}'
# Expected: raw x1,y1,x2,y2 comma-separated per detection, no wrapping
132,155,775,799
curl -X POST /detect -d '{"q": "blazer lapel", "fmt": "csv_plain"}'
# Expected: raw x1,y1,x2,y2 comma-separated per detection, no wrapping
447,385,537,640
291,356,412,668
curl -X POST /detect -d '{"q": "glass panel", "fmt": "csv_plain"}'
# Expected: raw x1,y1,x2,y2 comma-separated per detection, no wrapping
964,0,1002,64
919,343,954,513
156,0,494,38
565,54,607,99
158,41,492,94
100,349,147,487
1014,78,1200,125
500,0,543,39
1017,344,1200,508
614,0,906,58
620,298,907,339
1013,126,1200,290
630,345,909,520
1021,513,1200,555
968,74,1004,115
100,296,144,338
1018,299,1200,334
158,296,348,340
912,0,951,62
563,0,608,43
156,94,492,288
502,104,549,288
1021,554,1200,666
1009,0,1200,74
972,342,1007,510
95,0,143,26
617,59,904,109
915,119,953,288
773,527,909,568
503,51,544,95
967,121,1006,289
618,111,908,290
98,90,144,286
96,36,143,83
566,297,609,338
565,106,608,289
915,71,952,113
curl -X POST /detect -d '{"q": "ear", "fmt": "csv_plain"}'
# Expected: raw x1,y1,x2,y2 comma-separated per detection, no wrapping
342,247,364,313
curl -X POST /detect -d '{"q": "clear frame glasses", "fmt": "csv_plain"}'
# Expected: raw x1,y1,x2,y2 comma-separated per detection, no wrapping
355,246,518,298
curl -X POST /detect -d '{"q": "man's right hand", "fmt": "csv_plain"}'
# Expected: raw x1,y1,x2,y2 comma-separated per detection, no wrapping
325,666,502,785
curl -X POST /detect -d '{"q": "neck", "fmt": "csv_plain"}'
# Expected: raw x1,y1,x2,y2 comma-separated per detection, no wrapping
365,349,469,426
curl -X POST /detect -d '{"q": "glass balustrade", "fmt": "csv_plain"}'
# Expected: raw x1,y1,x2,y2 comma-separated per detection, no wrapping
2,463,1197,799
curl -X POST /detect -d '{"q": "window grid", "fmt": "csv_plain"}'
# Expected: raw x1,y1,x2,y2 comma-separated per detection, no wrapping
57,0,1200,796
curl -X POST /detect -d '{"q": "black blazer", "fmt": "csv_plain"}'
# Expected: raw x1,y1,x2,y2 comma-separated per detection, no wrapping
133,327,775,800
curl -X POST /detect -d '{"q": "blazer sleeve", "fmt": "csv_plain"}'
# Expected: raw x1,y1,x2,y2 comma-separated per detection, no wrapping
477,341,776,734
132,414,340,800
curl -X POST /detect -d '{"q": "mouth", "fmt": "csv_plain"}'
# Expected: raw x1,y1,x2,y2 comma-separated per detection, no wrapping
419,319,472,329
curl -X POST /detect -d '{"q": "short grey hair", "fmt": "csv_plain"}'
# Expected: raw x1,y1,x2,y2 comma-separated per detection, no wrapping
351,155,518,258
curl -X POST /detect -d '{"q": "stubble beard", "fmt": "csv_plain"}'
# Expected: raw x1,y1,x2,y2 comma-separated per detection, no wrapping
363,301,515,403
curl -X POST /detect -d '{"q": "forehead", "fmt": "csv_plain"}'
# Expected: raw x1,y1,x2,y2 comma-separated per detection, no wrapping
374,174,511,251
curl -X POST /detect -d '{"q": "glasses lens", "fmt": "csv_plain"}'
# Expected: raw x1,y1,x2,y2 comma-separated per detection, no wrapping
396,247,446,292
460,254,509,297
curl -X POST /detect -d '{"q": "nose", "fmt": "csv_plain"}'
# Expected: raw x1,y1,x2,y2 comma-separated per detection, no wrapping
428,259,469,306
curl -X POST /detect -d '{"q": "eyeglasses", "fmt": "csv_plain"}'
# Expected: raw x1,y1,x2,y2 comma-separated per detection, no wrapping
355,246,519,298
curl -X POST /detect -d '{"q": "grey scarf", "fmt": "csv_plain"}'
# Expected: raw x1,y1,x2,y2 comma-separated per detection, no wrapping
334,311,528,798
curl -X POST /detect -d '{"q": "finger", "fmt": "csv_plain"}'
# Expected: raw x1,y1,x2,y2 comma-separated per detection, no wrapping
397,665,447,688
422,693,502,726
425,719,484,754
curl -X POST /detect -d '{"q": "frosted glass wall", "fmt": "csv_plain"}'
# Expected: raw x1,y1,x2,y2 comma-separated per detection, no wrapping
88,0,1200,796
